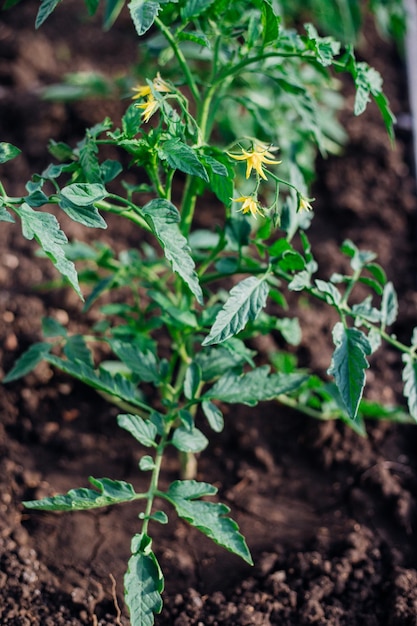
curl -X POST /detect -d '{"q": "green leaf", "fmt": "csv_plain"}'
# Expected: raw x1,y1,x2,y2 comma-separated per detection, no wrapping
125,534,163,626
41,316,68,337
84,0,100,15
166,480,217,500
304,23,340,66
315,279,341,306
201,400,224,432
60,182,107,206
118,413,158,447
202,277,269,346
328,322,371,420
165,480,252,564
402,355,417,422
184,362,202,400
139,455,155,471
381,281,398,327
63,335,94,367
15,203,82,298
46,354,147,409
171,426,208,453
182,0,215,20
23,476,139,511
260,0,280,45
366,263,387,286
142,199,203,304
3,342,52,382
204,366,308,406
195,341,256,381
275,317,302,346
59,197,107,229
109,339,160,384
0,206,15,223
128,0,161,36
0,142,21,163
159,139,209,182
35,0,61,27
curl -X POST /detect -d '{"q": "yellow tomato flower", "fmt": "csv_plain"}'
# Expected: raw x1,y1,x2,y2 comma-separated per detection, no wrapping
234,195,264,219
298,196,314,212
227,144,281,180
136,95,160,123
132,73,171,100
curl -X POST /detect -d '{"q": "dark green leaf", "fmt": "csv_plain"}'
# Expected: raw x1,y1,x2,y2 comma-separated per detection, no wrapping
195,342,255,381
41,317,68,337
159,139,209,182
64,335,94,367
142,199,203,304
3,342,52,382
202,276,269,346
328,323,371,420
109,339,160,384
128,0,160,36
182,0,215,20
103,0,126,29
35,0,61,27
184,362,202,400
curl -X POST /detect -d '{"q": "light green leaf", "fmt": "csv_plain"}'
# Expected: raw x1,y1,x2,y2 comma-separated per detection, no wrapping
202,277,269,346
0,206,15,223
165,480,252,564
204,366,308,406
275,317,302,346
328,322,371,420
139,455,155,471
201,400,224,432
109,339,160,384
184,362,202,400
171,426,208,453
142,199,203,304
304,23,340,66
3,342,52,382
159,139,208,182
381,281,398,327
128,0,161,36
0,142,21,163
166,480,217,500
125,534,163,626
35,0,61,27
23,476,139,511
315,279,341,306
59,198,107,229
402,355,417,421
60,183,107,206
15,203,82,298
118,414,158,447
182,0,215,20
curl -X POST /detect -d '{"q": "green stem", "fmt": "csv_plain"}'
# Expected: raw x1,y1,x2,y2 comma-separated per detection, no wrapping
96,198,152,232
213,51,315,85
155,17,200,104
141,428,170,536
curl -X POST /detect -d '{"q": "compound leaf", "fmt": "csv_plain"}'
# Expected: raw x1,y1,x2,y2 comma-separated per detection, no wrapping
23,476,139,511
165,480,252,564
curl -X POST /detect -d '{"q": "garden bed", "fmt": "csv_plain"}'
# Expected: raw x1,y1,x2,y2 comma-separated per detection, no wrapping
1,4,417,625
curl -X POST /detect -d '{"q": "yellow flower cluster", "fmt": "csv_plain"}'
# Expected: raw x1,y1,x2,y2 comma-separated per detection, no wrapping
234,195,264,219
132,73,171,123
227,142,281,180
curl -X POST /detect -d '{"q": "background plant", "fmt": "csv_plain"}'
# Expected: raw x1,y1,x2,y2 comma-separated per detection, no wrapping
1,1,415,624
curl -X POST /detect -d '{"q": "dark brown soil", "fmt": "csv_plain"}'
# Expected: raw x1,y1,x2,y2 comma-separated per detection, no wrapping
1,4,417,625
